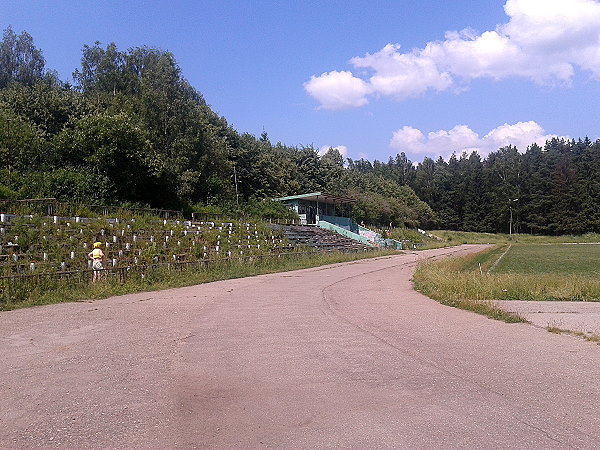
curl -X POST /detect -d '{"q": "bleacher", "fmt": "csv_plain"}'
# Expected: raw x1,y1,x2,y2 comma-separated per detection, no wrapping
0,213,296,276
268,224,372,253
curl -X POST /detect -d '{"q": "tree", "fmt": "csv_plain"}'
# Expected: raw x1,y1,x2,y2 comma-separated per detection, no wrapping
0,26,46,88
320,147,345,192
53,112,160,204
73,42,126,94
0,77,88,135
0,108,47,173
413,157,436,205
294,146,325,192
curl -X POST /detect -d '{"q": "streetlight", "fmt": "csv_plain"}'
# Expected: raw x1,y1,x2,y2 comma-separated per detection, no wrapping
509,198,519,237
233,164,240,207
3,117,12,176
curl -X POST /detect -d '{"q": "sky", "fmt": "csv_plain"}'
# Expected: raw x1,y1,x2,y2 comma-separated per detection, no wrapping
2,0,600,164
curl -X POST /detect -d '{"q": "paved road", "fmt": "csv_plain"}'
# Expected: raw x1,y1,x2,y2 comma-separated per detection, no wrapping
1,245,599,449
499,300,600,336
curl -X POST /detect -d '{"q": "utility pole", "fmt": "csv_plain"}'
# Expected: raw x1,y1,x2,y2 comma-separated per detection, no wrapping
509,198,519,237
5,118,11,176
233,164,239,207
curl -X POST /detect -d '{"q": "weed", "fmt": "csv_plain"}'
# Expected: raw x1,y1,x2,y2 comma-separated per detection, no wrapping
544,326,600,345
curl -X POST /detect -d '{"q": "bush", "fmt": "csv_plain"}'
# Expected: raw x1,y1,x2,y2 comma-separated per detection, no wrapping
0,184,18,199
11,169,115,203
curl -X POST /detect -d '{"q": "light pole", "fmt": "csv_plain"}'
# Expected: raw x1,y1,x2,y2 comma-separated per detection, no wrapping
509,198,519,237
233,164,240,207
4,117,11,176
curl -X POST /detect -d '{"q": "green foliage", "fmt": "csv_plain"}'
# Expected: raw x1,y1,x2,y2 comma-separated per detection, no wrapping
53,111,158,203
191,198,298,221
243,199,298,220
0,78,89,135
2,26,598,236
0,108,48,172
388,227,433,243
3,168,114,203
431,230,600,245
362,140,600,235
0,183,18,199
342,172,435,227
0,26,46,88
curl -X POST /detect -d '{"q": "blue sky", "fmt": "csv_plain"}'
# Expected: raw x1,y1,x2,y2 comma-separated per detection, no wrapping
3,0,600,163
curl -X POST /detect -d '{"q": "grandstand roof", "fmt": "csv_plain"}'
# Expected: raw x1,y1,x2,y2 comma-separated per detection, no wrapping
273,192,356,205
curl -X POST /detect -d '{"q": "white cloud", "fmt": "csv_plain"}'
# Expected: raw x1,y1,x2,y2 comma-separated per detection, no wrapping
318,145,348,158
350,44,453,100
390,121,562,159
303,71,371,110
305,0,600,108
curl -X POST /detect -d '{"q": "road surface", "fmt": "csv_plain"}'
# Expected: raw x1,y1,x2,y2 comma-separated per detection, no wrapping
1,245,599,448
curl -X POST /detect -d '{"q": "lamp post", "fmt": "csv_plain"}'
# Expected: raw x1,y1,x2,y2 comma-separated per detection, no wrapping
233,164,240,207
509,198,519,237
4,117,11,176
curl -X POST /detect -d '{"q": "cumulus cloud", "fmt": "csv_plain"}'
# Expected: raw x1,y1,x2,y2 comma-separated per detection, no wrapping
390,121,561,159
350,44,453,100
303,71,371,110
318,145,348,158
305,0,600,108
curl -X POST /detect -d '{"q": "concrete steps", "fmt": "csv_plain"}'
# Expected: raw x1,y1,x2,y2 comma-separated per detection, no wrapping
269,224,372,253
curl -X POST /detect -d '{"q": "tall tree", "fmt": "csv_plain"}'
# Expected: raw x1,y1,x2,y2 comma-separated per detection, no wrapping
0,26,45,88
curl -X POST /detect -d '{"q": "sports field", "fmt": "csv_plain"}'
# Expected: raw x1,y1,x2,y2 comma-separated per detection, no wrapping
490,244,600,275
414,241,600,304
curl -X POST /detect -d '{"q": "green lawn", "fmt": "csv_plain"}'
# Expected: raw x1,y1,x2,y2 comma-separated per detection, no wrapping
414,243,600,303
429,230,600,245
491,244,600,275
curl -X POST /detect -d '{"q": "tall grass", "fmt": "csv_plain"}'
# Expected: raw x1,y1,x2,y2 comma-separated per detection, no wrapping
414,248,600,306
0,249,399,311
430,230,600,245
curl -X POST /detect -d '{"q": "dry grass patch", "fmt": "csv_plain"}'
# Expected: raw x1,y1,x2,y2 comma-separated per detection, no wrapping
545,326,600,345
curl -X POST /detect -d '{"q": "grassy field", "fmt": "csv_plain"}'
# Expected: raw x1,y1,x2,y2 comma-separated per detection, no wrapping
429,230,600,245
414,243,600,308
490,243,600,275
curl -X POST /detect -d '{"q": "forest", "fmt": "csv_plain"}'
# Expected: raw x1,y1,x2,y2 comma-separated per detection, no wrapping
1,26,599,234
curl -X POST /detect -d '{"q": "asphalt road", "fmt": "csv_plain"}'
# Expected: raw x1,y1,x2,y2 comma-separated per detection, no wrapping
499,300,600,336
1,245,599,449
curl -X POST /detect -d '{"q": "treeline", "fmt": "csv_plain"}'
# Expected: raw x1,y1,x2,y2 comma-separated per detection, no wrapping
355,139,600,234
0,26,434,227
1,27,598,234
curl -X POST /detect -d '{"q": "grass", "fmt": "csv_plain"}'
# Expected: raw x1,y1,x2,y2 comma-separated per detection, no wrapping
413,242,600,326
545,326,600,345
430,230,600,245
414,246,600,303
490,243,600,275
0,249,400,311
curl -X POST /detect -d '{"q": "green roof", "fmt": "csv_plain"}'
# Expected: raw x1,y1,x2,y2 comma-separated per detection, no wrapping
273,192,356,205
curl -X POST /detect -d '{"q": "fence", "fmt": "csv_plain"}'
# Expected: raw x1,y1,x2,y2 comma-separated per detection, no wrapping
0,250,329,300
0,199,301,229
192,212,299,225
0,199,182,219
